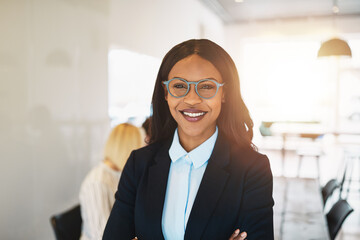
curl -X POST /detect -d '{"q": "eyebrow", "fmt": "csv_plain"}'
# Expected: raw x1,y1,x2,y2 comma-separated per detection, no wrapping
171,77,220,82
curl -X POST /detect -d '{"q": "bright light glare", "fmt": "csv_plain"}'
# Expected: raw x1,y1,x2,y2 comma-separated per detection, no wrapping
241,40,330,122
108,49,161,126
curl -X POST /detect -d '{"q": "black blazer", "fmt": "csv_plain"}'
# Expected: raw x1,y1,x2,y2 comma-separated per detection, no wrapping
103,132,274,240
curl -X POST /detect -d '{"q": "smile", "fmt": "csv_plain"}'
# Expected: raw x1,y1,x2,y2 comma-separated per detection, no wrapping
182,111,206,117
180,110,207,122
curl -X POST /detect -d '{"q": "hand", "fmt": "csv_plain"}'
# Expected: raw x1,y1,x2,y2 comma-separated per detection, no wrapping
229,229,247,240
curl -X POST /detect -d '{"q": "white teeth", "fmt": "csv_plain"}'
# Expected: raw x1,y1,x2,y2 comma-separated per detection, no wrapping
183,112,205,117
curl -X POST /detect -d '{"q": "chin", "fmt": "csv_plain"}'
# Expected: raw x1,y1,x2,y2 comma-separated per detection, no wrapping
185,129,205,137
183,125,213,138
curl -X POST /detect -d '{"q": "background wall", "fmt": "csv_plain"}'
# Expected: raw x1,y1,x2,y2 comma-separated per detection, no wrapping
0,0,110,239
0,0,223,239
109,0,224,58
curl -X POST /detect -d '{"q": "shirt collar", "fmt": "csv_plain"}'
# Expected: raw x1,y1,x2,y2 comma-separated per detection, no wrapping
169,127,218,169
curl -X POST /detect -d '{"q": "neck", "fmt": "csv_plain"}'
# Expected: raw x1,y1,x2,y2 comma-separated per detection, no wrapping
178,127,216,152
103,158,120,171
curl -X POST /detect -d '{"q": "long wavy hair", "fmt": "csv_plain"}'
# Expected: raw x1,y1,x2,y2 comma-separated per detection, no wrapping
150,39,255,150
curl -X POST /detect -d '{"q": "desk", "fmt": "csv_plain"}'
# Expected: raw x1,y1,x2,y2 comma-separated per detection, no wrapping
274,177,330,240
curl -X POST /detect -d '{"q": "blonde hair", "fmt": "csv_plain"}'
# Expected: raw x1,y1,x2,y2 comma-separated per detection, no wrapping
104,123,143,171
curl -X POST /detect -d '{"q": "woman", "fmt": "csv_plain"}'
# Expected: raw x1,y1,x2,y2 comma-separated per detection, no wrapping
103,39,274,240
79,123,143,240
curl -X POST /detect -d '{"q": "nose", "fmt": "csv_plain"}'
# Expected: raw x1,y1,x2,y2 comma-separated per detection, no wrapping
183,84,202,105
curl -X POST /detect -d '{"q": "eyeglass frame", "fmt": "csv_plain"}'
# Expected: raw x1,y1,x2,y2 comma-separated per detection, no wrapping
162,77,225,100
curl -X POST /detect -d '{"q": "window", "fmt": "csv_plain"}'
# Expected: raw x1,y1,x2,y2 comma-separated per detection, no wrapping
240,37,360,133
108,49,161,126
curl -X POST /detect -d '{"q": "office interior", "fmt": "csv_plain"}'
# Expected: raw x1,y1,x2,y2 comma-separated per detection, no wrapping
1,0,360,239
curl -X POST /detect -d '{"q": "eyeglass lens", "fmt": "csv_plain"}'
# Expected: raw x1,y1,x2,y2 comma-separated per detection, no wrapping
168,79,218,99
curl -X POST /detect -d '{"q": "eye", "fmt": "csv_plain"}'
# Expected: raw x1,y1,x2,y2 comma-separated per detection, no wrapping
200,84,214,89
199,82,216,90
173,83,187,89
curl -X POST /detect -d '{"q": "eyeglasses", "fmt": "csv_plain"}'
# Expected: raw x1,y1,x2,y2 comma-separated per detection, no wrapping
162,78,225,99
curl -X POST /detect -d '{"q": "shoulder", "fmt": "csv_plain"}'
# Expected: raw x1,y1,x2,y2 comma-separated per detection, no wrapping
82,163,106,183
80,163,119,189
79,164,110,198
225,141,273,201
228,143,273,191
221,135,270,175
231,145,269,166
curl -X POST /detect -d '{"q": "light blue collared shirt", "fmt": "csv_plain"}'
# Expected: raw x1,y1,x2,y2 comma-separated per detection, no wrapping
161,127,218,240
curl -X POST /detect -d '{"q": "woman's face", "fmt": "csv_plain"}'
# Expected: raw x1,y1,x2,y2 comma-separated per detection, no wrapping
165,54,224,148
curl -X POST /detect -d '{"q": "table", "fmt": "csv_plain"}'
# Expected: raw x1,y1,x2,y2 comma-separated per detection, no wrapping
261,121,360,176
269,123,324,176
273,177,330,240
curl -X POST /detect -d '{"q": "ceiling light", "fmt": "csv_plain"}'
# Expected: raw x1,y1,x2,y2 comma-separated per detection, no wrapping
235,0,244,3
332,5,339,13
318,0,352,58
317,38,352,57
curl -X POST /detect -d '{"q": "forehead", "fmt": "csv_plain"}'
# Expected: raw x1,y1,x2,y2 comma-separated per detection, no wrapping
168,54,222,82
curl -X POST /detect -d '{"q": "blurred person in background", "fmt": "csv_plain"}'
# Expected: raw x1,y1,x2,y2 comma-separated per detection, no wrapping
79,123,143,240
104,39,273,240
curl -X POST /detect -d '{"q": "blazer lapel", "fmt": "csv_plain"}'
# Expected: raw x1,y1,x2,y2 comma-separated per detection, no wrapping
184,133,231,239
146,139,172,239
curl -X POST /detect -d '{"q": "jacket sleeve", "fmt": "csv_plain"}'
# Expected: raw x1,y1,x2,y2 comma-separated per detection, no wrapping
236,154,274,240
103,151,137,240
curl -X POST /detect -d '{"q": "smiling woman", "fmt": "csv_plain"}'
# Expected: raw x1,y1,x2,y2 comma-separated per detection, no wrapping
164,54,224,152
151,39,256,151
103,39,274,240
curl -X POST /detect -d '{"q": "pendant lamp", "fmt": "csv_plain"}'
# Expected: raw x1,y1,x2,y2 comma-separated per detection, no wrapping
317,0,352,58
317,38,352,57
316,0,353,133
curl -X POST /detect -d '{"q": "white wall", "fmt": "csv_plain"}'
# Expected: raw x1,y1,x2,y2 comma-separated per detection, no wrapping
109,0,224,58
0,0,223,239
0,0,110,239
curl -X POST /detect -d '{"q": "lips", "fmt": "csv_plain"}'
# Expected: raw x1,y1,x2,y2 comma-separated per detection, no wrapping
180,109,207,122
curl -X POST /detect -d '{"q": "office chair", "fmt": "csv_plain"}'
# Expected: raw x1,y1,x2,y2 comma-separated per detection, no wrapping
321,179,339,206
326,199,353,240
50,204,82,240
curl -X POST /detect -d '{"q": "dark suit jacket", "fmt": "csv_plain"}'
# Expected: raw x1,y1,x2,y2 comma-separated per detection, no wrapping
103,132,274,240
